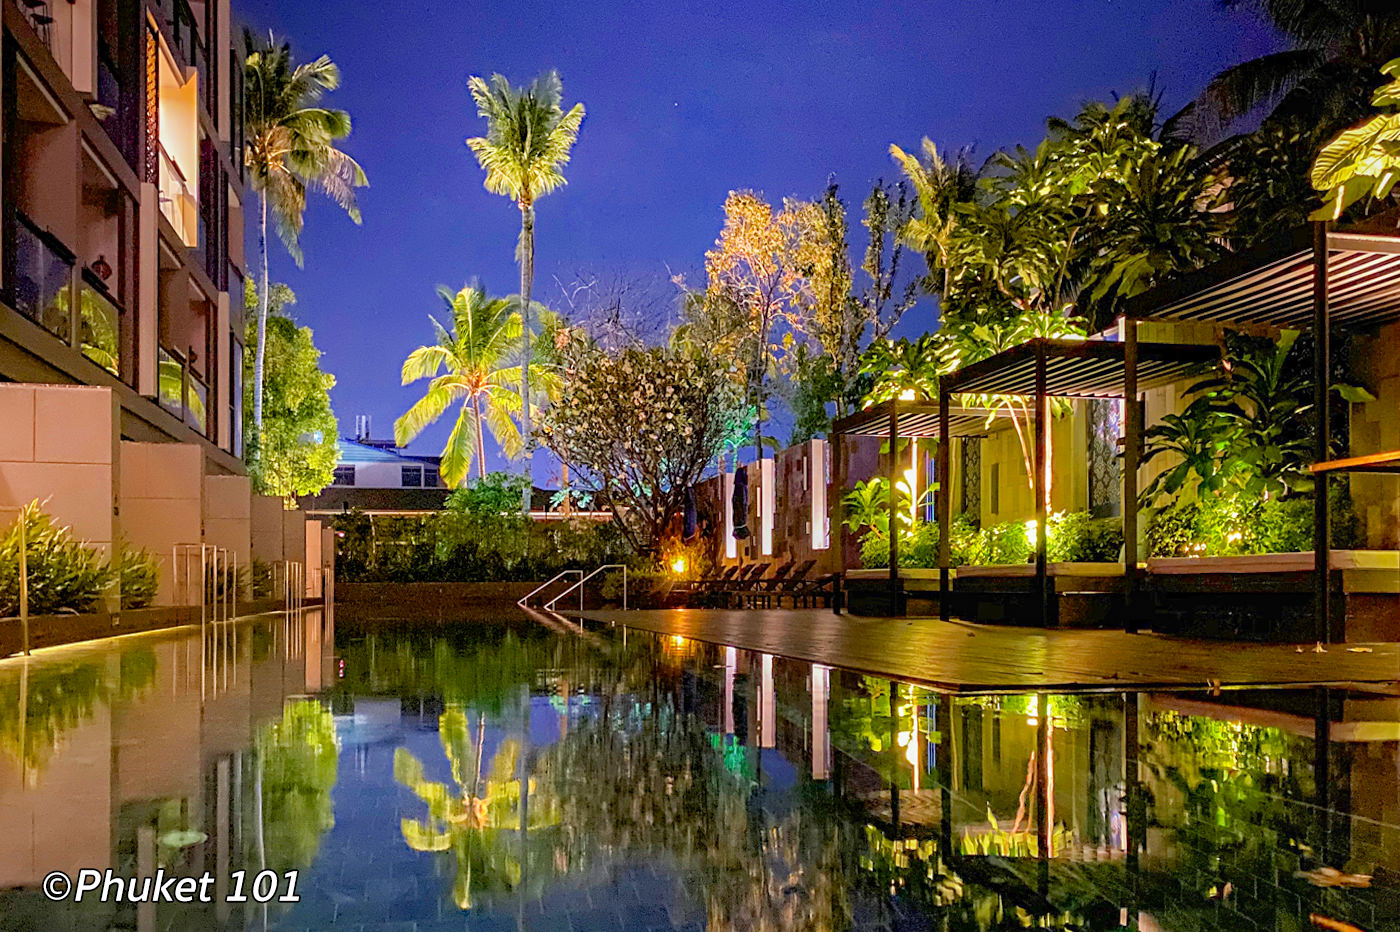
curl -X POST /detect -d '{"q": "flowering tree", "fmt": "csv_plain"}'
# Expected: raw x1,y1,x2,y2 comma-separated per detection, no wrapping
536,341,744,554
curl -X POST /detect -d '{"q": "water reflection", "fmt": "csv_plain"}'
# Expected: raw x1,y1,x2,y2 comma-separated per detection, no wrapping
0,611,1396,932
0,608,334,932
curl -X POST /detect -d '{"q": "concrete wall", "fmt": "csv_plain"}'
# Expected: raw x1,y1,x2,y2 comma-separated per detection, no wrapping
119,441,203,605
250,494,285,564
0,385,119,573
204,473,252,594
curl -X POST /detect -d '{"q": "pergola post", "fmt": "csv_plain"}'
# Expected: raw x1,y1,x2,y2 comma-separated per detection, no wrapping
938,389,952,622
1313,221,1333,643
1123,317,1139,634
1034,350,1049,626
831,428,844,614
888,402,899,605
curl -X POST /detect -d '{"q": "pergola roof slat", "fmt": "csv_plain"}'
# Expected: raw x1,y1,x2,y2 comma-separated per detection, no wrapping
1126,225,1400,329
832,403,998,439
940,338,1217,398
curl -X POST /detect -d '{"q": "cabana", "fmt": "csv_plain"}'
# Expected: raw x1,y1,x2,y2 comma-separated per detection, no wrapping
1124,220,1400,642
933,338,1219,626
831,401,998,612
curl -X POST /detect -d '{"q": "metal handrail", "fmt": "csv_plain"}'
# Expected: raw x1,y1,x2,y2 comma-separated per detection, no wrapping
546,563,628,613
518,569,582,609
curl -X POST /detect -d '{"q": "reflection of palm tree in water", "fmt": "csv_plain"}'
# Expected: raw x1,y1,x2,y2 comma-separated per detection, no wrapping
394,704,557,909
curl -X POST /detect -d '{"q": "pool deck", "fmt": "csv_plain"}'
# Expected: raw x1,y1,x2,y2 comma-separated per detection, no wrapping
576,608,1400,692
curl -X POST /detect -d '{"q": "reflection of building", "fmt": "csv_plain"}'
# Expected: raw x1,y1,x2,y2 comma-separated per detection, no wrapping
0,608,335,926
0,0,328,607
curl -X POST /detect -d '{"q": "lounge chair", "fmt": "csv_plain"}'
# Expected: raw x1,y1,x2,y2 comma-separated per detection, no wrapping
733,560,797,608
718,562,771,608
782,569,841,608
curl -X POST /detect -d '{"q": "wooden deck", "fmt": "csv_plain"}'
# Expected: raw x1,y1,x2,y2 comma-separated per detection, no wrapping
576,608,1400,692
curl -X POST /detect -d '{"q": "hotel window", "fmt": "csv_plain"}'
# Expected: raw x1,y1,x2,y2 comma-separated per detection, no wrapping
332,466,355,487
401,465,423,487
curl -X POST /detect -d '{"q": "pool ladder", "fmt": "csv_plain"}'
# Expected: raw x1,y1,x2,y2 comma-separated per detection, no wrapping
517,564,628,612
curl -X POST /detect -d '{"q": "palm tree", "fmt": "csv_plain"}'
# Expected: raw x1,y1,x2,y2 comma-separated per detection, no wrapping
243,30,367,433
1167,1,1400,144
888,139,979,302
394,285,531,488
465,70,584,511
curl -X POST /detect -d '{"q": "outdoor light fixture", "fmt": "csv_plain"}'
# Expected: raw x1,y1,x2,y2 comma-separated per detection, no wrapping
671,555,687,574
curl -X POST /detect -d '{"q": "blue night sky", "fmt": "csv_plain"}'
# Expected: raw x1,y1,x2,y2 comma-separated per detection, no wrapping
235,0,1278,481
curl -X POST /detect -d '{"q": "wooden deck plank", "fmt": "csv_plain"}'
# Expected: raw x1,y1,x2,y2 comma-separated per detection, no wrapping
576,609,1400,692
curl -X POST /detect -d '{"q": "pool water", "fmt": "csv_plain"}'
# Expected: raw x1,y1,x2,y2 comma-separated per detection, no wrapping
0,608,1396,931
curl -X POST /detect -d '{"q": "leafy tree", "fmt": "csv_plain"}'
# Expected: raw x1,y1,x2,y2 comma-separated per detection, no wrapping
243,281,339,505
1165,0,1400,145
243,30,367,432
1311,57,1400,220
394,284,559,487
445,471,533,516
465,71,585,510
701,190,840,457
536,340,745,554
889,138,980,301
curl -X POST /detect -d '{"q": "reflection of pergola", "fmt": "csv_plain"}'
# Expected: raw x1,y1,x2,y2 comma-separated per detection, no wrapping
932,339,1219,624
830,401,999,582
1125,221,1400,640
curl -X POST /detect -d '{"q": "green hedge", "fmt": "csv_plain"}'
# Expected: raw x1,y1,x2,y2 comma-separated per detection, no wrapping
861,511,1123,569
1147,487,1356,557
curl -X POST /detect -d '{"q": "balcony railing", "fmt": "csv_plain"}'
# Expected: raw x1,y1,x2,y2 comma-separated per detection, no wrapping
12,211,74,343
78,272,122,377
157,346,186,419
157,145,199,245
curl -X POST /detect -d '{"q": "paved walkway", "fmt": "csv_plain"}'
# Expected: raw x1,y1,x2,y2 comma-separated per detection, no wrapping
577,609,1400,692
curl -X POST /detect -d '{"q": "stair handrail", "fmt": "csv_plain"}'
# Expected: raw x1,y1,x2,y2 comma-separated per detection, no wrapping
518,569,583,609
546,563,628,613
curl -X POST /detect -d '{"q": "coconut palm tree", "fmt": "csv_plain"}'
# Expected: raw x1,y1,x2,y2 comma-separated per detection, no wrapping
243,30,367,433
888,139,980,302
395,285,560,487
465,70,584,510
1166,1,1400,144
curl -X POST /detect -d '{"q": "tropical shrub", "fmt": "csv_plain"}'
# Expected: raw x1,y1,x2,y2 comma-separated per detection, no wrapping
0,503,115,617
859,511,1121,568
1147,488,1356,557
1046,512,1123,563
117,545,160,610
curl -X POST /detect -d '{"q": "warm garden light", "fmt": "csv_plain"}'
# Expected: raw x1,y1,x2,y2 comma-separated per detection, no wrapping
670,555,687,575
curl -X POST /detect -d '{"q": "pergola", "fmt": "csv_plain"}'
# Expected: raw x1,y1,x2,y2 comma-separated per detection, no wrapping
932,339,1220,625
831,401,998,587
1124,220,1400,641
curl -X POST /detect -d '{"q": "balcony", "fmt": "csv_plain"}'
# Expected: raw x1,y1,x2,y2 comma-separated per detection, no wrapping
78,272,122,377
156,345,209,435
158,145,199,246
12,211,74,344
15,0,55,50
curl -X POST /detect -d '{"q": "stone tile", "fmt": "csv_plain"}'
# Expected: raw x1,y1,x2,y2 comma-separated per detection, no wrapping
34,386,114,464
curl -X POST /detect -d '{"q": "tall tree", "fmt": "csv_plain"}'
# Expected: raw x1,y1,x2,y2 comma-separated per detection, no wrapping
395,284,559,488
465,71,585,510
889,139,980,301
1166,0,1400,144
243,32,367,438
242,282,339,506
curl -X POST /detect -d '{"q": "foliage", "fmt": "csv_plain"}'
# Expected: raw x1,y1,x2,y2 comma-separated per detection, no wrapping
536,341,744,554
466,70,585,510
1142,330,1372,505
0,502,115,617
858,334,942,405
859,512,1121,568
117,544,159,610
243,29,366,430
1147,485,1356,557
445,472,533,516
395,284,561,487
1165,1,1400,146
255,699,339,872
1311,58,1400,220
889,138,980,300
243,281,339,505
331,510,635,583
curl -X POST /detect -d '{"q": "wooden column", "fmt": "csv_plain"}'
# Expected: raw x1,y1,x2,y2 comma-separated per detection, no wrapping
888,403,899,590
830,429,844,615
1034,351,1050,626
1035,692,1051,869
1313,222,1333,643
938,390,952,622
1123,318,1140,634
